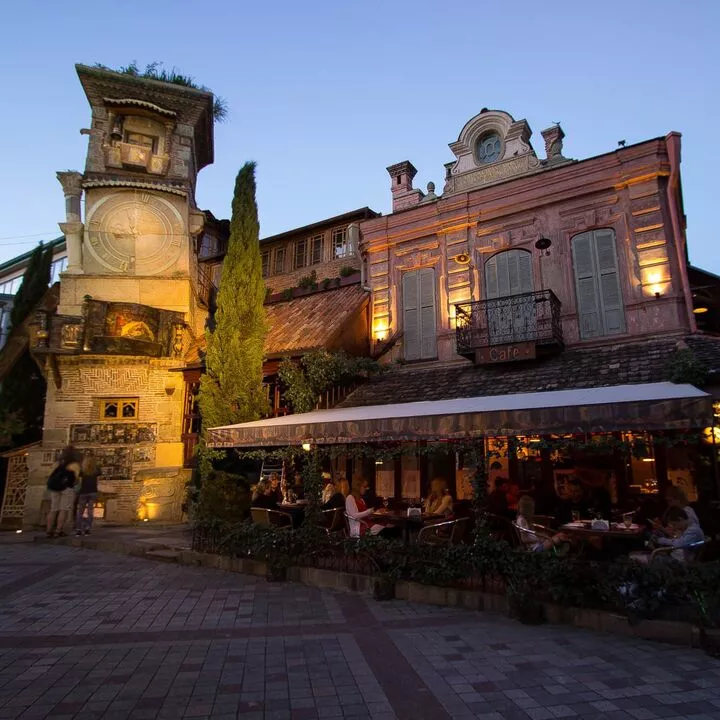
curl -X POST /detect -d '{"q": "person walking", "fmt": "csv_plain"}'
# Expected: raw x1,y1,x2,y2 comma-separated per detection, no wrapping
46,447,81,538
75,456,100,536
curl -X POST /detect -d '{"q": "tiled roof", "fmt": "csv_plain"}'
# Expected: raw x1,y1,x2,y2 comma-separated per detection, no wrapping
265,284,369,357
339,334,720,408
184,284,369,364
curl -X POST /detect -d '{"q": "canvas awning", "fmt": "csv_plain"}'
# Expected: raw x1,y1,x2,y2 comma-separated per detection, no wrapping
207,382,713,448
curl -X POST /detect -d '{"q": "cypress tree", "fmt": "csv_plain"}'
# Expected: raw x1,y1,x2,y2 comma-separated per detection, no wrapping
0,242,54,445
197,162,268,477
10,244,51,330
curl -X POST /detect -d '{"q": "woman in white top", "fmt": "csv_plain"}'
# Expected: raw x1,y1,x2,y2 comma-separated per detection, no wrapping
345,478,388,538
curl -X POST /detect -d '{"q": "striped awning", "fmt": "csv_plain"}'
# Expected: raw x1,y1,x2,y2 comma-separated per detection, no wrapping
207,382,713,448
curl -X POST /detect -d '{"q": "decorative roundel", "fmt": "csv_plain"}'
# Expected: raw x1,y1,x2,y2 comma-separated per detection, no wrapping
476,133,502,164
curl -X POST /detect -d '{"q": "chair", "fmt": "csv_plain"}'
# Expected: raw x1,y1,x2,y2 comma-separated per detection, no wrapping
650,539,707,564
251,508,292,530
418,518,468,546
343,511,355,538
486,513,514,544
317,508,344,536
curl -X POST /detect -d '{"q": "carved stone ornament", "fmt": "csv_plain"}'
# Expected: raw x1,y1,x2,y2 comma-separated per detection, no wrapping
172,324,185,358
444,110,540,195
61,324,83,349
56,171,83,198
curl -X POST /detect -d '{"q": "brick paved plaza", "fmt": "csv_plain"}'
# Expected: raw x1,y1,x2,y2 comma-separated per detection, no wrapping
0,543,719,720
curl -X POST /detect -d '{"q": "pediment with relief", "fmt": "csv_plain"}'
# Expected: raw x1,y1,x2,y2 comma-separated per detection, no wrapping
444,110,540,195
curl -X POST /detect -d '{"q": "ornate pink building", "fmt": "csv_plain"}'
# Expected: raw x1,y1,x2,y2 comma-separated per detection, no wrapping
360,109,696,364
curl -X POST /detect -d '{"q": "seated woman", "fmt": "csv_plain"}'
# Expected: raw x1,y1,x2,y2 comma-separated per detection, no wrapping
345,479,399,538
322,477,349,510
251,479,278,509
424,478,454,518
267,473,284,505
321,472,335,505
515,495,569,553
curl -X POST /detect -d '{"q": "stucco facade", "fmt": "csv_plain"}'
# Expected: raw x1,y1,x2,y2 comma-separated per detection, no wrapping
360,111,694,365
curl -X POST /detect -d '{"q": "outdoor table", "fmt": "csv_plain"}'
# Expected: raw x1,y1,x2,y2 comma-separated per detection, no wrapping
278,502,306,528
558,521,645,539
558,521,646,557
372,510,436,544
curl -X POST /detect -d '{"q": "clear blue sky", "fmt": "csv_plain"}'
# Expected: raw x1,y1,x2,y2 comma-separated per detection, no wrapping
1,0,718,271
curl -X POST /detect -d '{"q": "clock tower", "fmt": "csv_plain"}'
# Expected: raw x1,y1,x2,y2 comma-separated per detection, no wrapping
56,64,213,333
22,65,218,528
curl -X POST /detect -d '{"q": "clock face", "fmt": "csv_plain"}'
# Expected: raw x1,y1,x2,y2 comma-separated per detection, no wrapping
85,191,185,275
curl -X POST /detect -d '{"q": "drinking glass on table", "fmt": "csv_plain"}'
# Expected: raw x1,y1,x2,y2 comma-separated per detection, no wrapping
571,510,580,522
622,512,633,528
382,496,389,511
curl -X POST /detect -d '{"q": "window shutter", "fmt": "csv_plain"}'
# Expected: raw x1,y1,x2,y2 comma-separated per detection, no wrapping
572,230,625,338
496,252,511,297
403,272,420,361
594,229,625,335
486,250,533,299
485,256,499,299
572,232,601,338
516,251,533,293
419,268,437,359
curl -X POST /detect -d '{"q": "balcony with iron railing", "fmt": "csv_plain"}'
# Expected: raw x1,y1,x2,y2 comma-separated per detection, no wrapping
455,289,563,362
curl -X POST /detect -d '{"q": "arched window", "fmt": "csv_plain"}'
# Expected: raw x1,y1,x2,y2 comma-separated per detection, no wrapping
571,229,625,339
484,249,533,299
402,268,437,361
484,250,535,344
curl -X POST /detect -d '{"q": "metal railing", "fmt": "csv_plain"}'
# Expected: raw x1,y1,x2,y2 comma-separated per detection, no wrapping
455,289,563,357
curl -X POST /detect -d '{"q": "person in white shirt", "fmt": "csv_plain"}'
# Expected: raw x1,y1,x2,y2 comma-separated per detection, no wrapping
655,507,705,563
651,486,700,535
345,478,395,538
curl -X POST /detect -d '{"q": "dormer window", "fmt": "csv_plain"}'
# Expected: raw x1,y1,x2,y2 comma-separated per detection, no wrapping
476,132,502,164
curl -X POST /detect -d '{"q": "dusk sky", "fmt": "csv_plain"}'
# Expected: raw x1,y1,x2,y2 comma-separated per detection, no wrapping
1,1,718,271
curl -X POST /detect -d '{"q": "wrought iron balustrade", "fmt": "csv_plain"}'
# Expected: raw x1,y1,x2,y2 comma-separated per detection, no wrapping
455,289,563,358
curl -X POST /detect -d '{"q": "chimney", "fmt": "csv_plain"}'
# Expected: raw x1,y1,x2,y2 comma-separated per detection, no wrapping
386,161,422,212
541,124,566,164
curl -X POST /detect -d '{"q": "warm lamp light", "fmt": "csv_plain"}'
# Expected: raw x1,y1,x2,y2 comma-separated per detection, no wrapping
641,457,655,463
164,378,177,396
302,442,312,452
373,320,389,342
694,306,709,314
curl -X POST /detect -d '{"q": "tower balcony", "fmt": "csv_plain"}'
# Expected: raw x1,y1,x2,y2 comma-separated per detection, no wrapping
455,289,563,363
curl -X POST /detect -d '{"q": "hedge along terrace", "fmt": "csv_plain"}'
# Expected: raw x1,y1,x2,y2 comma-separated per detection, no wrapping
191,437,720,640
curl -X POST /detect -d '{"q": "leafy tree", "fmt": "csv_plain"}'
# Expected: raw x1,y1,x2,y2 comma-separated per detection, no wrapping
197,162,268,480
278,350,382,414
0,243,54,446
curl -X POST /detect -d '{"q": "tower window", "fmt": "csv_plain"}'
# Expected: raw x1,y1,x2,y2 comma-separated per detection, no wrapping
99,398,139,420
124,131,158,154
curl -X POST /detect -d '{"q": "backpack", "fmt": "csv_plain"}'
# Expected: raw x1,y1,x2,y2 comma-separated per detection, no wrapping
47,466,71,492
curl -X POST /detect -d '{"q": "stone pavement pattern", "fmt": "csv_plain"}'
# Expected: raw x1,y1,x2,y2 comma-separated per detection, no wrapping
0,543,719,720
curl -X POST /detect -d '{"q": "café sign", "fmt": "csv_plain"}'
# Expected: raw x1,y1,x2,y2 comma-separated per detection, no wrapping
475,341,536,365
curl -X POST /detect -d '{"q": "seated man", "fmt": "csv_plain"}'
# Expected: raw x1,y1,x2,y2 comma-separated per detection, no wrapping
654,507,705,562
